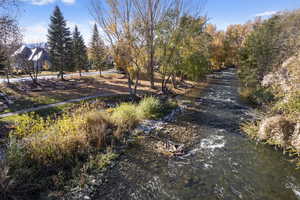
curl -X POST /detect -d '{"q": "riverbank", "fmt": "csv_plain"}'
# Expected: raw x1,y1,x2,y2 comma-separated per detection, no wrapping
240,53,300,167
85,68,300,200
0,70,207,199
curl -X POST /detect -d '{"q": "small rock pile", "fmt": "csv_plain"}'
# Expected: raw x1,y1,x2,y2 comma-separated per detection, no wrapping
133,102,185,156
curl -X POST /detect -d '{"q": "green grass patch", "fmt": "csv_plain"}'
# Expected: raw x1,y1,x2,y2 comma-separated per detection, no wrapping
272,91,300,115
239,86,275,106
111,102,139,130
137,96,162,119
241,121,259,139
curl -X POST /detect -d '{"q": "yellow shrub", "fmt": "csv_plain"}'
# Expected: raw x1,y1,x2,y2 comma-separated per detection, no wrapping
11,113,51,139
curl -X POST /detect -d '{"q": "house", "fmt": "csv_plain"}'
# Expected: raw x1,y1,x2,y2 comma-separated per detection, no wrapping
12,45,50,71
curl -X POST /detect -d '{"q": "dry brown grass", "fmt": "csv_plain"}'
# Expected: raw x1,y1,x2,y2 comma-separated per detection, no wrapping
84,111,114,149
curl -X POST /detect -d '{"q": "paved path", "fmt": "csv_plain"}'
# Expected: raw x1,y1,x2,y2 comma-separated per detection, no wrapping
0,93,123,118
0,69,116,84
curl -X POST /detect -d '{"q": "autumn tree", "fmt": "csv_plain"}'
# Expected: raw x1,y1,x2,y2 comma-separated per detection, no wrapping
132,0,165,89
205,24,226,70
91,0,207,94
91,0,147,94
223,24,251,66
237,11,300,105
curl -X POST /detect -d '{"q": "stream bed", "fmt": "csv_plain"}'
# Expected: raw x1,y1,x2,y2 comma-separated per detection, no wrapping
95,68,300,200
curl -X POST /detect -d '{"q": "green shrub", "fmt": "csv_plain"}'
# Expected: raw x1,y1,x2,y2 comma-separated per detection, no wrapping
239,87,275,106
84,152,118,173
111,103,139,130
137,97,161,119
272,92,300,115
241,121,259,139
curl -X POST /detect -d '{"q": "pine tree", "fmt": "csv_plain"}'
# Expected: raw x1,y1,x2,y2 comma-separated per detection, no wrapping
47,6,72,80
72,25,88,77
90,24,105,76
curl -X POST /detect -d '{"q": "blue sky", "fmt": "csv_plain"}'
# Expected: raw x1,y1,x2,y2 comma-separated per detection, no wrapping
19,0,300,44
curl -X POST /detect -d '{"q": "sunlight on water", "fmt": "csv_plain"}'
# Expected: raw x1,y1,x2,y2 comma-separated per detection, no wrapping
200,135,226,150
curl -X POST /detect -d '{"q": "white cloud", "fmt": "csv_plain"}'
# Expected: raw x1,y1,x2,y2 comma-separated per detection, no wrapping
22,21,95,44
255,11,277,17
22,0,75,6
23,23,48,43
61,0,75,4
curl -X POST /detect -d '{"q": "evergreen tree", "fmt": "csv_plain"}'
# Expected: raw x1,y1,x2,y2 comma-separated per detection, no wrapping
72,25,88,77
90,24,105,76
47,6,72,80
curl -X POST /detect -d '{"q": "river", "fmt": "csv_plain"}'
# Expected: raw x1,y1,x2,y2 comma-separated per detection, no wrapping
96,68,300,200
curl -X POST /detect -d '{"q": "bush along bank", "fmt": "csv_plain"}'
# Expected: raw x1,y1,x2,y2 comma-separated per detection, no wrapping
0,96,178,200
239,10,300,167
241,91,300,160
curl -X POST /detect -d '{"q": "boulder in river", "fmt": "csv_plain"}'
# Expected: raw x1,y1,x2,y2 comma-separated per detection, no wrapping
155,140,185,156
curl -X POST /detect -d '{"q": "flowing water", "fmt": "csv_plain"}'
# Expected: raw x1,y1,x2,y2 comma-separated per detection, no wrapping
96,68,300,200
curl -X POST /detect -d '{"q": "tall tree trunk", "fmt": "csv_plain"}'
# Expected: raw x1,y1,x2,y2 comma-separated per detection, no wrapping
180,72,185,82
149,53,155,88
171,73,177,89
161,79,165,93
147,0,155,89
60,72,64,81
162,73,172,94
127,73,133,95
133,70,140,95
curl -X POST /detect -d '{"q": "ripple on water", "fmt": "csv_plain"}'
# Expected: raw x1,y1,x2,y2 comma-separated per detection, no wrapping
130,176,180,200
200,135,226,150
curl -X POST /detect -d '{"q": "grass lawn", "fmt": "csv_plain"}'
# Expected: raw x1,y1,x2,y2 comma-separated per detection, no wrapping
0,71,202,114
